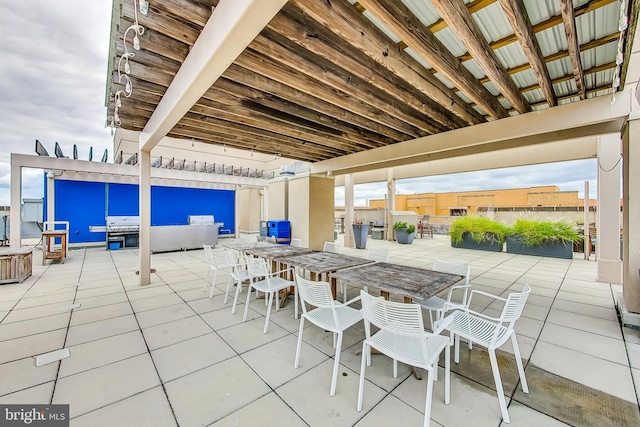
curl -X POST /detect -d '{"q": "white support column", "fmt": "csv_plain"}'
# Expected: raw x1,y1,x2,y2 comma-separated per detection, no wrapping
344,174,355,247
139,149,151,285
235,185,240,238
9,157,21,249
596,133,622,283
46,176,55,225
622,113,640,316
387,169,395,241
584,181,590,260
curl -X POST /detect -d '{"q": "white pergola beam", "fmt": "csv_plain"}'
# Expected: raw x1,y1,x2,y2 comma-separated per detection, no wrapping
139,0,288,152
332,136,599,186
313,90,631,176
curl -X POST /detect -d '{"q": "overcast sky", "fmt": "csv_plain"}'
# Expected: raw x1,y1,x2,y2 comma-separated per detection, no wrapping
0,0,113,206
0,1,599,209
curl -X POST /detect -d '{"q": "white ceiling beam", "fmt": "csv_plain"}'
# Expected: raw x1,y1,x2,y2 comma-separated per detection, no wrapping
312,89,632,176
332,136,599,186
139,0,288,152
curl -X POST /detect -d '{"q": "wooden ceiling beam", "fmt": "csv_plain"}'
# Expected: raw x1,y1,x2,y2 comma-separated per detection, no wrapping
428,0,497,33
268,6,464,130
236,48,421,139
222,65,408,142
498,0,556,107
560,0,587,100
117,99,336,161
431,0,530,114
116,24,409,147
288,0,484,125
251,29,440,136
214,77,392,147
114,75,364,156
457,0,617,62
504,32,619,76
356,0,509,119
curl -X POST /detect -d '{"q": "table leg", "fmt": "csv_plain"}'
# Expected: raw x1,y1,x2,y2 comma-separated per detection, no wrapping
331,276,337,300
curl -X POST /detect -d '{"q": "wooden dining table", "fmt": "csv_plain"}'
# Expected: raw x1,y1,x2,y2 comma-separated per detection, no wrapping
276,251,374,299
330,262,464,303
331,262,464,380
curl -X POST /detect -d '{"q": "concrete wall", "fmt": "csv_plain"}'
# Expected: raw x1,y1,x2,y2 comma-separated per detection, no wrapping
267,179,287,221
238,188,261,231
288,174,334,250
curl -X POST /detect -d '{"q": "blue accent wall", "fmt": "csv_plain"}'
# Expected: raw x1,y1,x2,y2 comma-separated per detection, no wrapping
108,184,139,216
54,180,106,243
46,180,235,244
151,186,235,227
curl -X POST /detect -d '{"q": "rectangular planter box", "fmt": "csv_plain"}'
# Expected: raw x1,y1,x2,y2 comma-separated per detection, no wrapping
0,248,33,284
506,236,574,259
451,233,503,252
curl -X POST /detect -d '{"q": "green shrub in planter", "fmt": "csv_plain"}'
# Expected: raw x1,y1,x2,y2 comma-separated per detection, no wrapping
393,222,416,244
506,219,581,258
449,216,509,246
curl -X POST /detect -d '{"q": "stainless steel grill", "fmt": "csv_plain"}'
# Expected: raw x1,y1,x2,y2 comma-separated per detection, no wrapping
106,216,140,232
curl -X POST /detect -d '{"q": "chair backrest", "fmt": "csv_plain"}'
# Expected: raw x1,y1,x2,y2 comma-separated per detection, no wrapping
266,236,277,243
367,247,389,262
290,238,302,247
203,244,214,261
359,290,425,339
246,256,269,275
323,242,340,253
223,248,243,271
500,284,531,324
432,260,471,286
421,215,430,223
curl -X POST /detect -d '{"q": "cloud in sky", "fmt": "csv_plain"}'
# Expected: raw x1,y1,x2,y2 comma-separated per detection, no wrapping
0,0,114,206
0,1,606,210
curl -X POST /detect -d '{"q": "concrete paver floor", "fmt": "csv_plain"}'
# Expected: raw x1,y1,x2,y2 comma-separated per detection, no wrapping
0,234,638,426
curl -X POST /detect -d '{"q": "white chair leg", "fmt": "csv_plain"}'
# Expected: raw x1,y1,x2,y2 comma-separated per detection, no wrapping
444,343,451,405
294,317,305,368
263,292,274,334
357,341,368,412
393,359,398,379
222,273,232,303
511,334,529,393
203,267,210,291
424,368,434,427
332,332,337,349
488,349,510,424
294,284,299,320
242,286,252,322
231,279,242,314
330,332,343,396
454,335,460,363
211,270,218,294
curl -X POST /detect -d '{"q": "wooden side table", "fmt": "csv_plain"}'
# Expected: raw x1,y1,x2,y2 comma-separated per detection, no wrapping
42,230,68,265
0,248,33,284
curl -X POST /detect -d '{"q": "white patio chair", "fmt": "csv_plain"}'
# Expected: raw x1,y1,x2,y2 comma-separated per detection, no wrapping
223,249,251,313
357,291,454,427
416,260,471,329
290,238,302,247
323,242,341,253
294,274,363,396
342,246,390,302
243,256,297,333
437,284,531,424
203,244,231,298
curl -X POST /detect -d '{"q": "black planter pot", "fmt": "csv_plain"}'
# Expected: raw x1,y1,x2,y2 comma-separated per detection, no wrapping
451,232,503,252
353,224,369,249
506,236,574,259
395,229,415,244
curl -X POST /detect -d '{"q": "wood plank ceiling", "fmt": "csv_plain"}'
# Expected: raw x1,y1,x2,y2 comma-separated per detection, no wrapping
106,0,638,163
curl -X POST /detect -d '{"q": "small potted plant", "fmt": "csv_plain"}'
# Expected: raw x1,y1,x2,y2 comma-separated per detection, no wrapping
352,216,369,249
506,218,581,259
393,221,416,244
449,216,508,252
